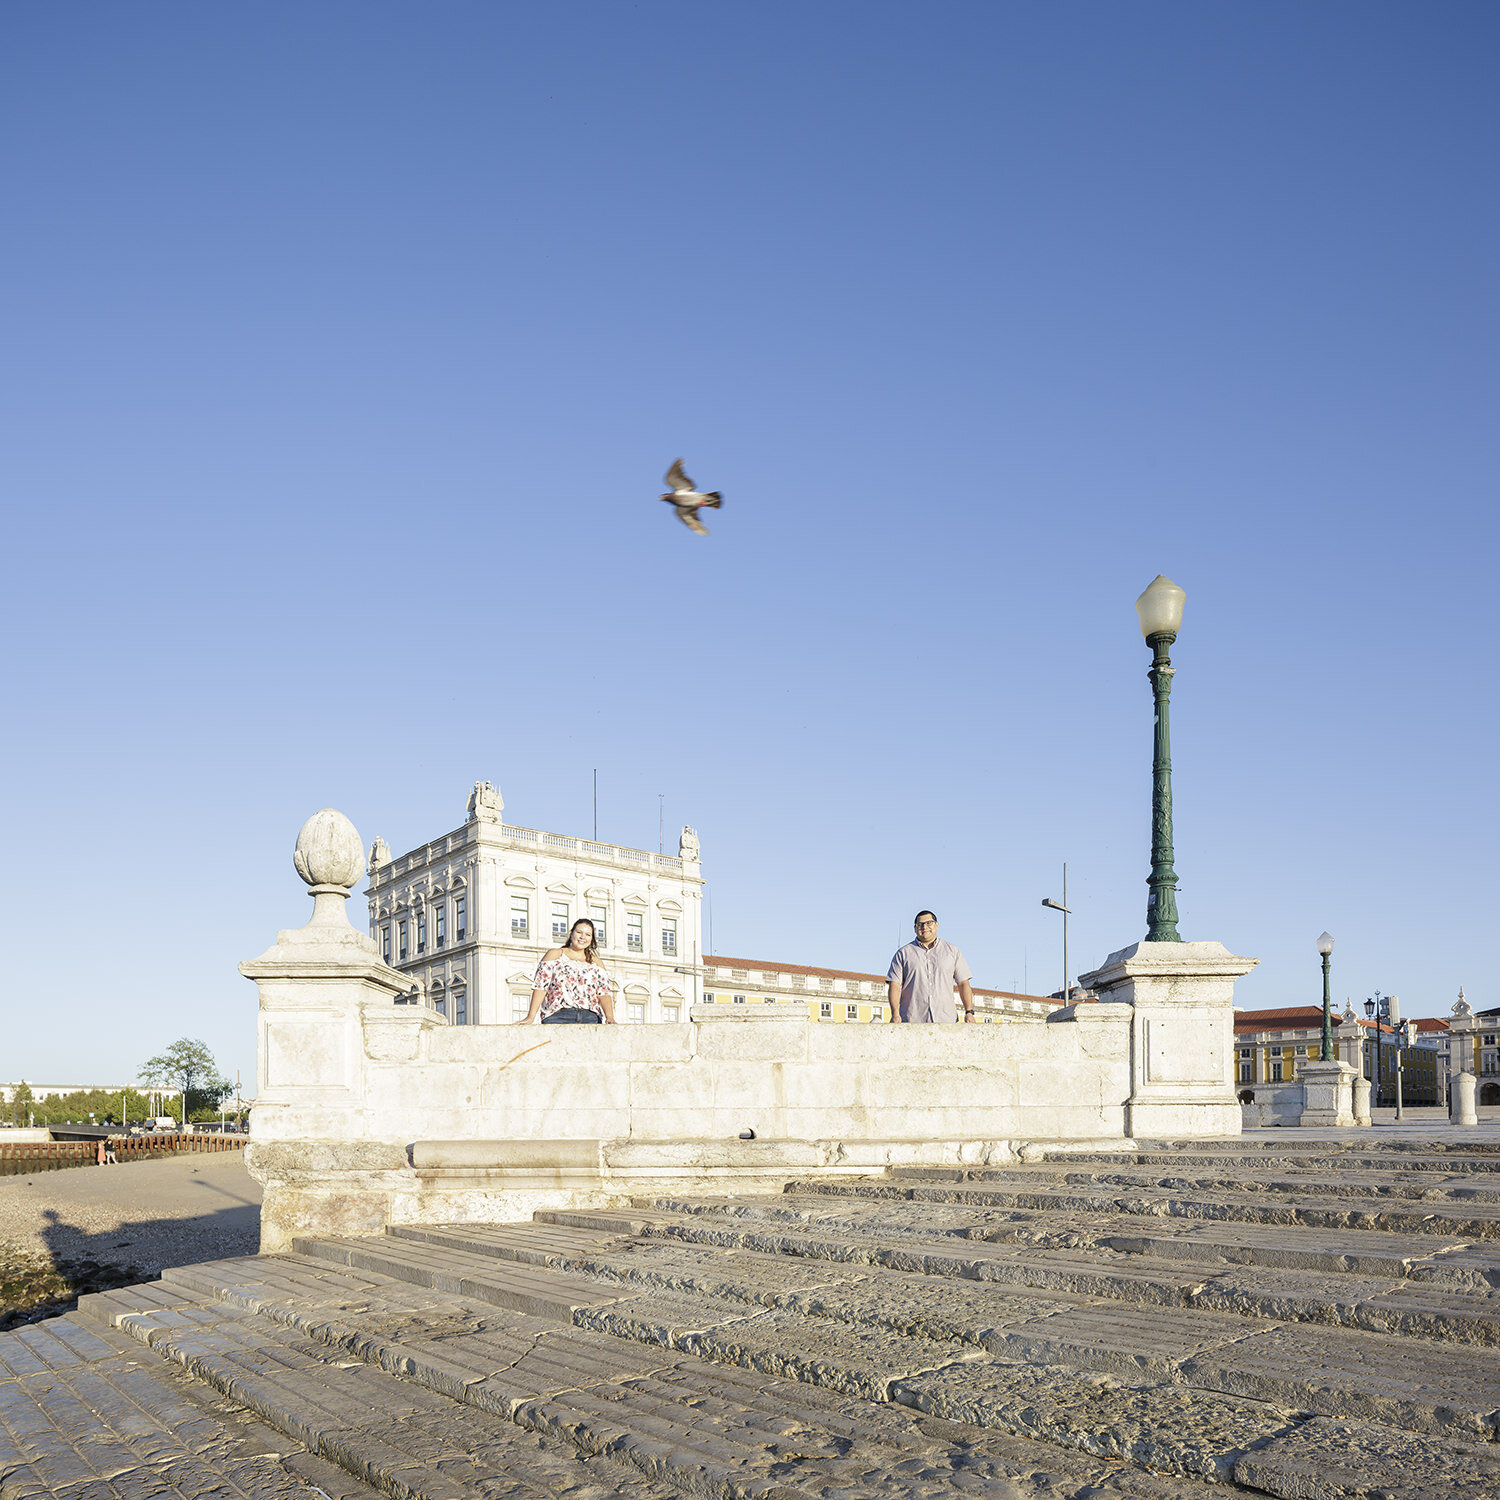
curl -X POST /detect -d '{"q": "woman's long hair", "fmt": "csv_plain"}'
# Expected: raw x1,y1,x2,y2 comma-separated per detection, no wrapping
564,918,599,964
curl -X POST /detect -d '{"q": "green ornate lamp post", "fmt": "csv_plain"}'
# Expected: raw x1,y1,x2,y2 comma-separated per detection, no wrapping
1316,931,1335,1061
1135,575,1186,942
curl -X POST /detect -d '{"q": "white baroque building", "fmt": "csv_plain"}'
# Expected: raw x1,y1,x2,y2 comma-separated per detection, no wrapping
366,782,705,1025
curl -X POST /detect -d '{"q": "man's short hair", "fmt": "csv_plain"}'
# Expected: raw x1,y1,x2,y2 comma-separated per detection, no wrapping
914,910,938,925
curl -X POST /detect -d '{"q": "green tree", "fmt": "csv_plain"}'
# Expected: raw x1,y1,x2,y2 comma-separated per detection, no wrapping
11,1081,33,1127
140,1039,231,1115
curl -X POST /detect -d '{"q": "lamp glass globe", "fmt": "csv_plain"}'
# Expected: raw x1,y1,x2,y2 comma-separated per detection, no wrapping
1316,932,1335,957
1135,575,1186,639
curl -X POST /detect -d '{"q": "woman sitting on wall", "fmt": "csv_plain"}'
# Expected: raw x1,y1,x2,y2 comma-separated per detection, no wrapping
521,918,616,1025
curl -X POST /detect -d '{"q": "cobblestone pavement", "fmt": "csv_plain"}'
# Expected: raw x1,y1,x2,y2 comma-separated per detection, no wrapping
5,1136,1500,1497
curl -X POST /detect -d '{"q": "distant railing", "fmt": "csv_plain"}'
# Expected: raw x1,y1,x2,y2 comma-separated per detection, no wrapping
0,1133,247,1175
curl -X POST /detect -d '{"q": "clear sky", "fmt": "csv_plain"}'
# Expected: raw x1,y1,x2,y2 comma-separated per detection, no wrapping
3,3,1496,1090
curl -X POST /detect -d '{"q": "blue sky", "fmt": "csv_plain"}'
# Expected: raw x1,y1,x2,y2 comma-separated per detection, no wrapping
3,3,1495,1089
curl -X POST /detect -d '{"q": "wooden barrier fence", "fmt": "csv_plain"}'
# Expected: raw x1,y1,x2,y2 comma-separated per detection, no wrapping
0,1134,247,1176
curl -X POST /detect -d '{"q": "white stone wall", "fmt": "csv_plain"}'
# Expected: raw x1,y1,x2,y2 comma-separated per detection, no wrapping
366,789,704,1027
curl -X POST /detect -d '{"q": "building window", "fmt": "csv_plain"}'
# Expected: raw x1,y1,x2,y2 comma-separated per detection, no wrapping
552,902,569,942
417,911,427,954
627,1003,646,1024
435,995,446,1017
1238,1048,1250,1059
454,990,467,1025
398,920,409,962
662,1004,680,1023
1486,1058,1499,1076
703,993,716,1004
733,994,746,1004
382,926,391,963
1272,1062,1283,1082
511,898,529,940
512,993,531,1022
661,918,678,956
1294,1045,1305,1057
588,904,608,948
1239,1063,1252,1083
819,1001,831,1019
455,896,466,943
847,1004,859,1021
627,914,643,953
873,1009,885,1022
763,996,776,1004
435,906,446,949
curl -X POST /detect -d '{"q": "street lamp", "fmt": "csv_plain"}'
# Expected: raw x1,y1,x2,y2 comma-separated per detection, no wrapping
1135,575,1186,942
1393,1016,1411,1122
1363,991,1398,1112
1042,863,1071,1006
1316,932,1335,1061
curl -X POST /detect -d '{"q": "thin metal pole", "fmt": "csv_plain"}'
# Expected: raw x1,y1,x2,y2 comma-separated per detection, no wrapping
658,795,664,855
593,770,597,841
1062,863,1069,1004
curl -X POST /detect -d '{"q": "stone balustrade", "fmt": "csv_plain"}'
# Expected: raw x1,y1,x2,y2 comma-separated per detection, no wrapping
243,810,1257,1250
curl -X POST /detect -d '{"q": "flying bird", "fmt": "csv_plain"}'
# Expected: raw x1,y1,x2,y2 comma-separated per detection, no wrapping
660,459,723,535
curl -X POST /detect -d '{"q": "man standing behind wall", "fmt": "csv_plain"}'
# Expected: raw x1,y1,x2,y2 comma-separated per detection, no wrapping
887,910,977,1023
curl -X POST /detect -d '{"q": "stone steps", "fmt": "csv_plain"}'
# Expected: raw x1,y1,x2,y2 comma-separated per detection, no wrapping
608,1190,1500,1284
895,1164,1500,1202
12,1138,1500,1498
391,1215,1500,1348
81,1255,1242,1498
292,1218,1500,1452
1035,1150,1500,1174
1078,1140,1500,1158
784,1175,1500,1238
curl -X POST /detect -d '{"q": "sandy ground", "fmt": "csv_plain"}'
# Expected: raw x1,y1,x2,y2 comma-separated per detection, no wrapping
0,1152,262,1277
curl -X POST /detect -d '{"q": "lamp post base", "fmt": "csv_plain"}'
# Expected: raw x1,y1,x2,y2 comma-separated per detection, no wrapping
1298,1059,1356,1127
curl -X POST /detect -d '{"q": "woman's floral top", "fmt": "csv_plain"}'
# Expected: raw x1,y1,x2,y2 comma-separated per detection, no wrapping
532,956,612,1019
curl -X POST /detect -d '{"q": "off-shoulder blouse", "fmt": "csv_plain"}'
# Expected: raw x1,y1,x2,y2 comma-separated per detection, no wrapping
531,956,612,1020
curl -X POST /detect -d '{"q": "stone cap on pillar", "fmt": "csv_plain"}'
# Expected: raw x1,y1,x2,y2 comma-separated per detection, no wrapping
241,808,385,969
1079,940,1257,993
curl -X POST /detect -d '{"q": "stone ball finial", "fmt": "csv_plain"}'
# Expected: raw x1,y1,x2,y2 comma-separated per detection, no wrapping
293,809,366,893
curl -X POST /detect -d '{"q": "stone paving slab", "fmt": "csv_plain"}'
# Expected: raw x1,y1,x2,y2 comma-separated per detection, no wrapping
981,1303,1267,1381
1231,1414,1500,1499
293,1234,631,1319
891,1357,1303,1485
1178,1321,1500,1440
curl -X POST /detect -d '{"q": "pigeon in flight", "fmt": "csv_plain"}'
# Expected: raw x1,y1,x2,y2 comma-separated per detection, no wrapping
660,459,723,536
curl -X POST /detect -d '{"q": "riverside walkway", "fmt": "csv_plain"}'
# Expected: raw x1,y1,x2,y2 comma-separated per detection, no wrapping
3,1134,1499,1498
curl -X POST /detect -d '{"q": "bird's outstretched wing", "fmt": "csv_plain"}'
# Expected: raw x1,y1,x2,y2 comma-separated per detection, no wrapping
664,458,693,492
676,508,709,536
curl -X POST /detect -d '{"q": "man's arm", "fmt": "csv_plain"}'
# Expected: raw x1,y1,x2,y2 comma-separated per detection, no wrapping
958,979,976,1022
887,977,902,1024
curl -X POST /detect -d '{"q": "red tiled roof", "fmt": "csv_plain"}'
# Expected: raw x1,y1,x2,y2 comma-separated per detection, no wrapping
1233,1007,1324,1032
702,955,1057,1005
1234,1006,1449,1037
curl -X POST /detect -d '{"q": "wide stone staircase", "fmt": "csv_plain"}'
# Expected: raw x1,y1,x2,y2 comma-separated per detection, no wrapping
6,1138,1500,1497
